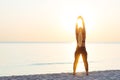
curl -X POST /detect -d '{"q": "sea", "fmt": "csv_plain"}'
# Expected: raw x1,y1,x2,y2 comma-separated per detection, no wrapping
0,42,120,76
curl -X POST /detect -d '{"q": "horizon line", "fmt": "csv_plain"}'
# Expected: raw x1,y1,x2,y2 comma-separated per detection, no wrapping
0,42,120,44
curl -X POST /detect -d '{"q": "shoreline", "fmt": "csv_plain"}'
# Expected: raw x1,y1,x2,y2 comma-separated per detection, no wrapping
0,70,120,80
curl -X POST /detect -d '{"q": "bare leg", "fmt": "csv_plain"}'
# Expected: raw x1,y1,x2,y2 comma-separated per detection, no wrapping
82,51,88,75
73,49,80,75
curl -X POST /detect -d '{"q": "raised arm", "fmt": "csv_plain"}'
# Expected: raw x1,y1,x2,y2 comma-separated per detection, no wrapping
81,17,86,40
75,24,79,43
76,16,86,43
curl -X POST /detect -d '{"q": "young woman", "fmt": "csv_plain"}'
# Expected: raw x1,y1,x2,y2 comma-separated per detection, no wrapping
73,16,89,75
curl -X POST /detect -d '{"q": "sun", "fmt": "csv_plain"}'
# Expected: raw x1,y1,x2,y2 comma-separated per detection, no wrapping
77,18,83,28
60,5,96,35
60,13,95,35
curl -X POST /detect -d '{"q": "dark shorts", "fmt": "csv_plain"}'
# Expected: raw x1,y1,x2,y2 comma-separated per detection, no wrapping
75,46,87,55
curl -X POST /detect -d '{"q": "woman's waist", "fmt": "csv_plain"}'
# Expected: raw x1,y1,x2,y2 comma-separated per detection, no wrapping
76,45,86,49
77,41,85,47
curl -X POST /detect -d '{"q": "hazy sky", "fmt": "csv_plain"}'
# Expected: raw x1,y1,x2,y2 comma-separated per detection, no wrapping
0,0,120,42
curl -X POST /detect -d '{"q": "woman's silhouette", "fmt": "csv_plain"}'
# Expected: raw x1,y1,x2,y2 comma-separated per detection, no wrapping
73,16,89,75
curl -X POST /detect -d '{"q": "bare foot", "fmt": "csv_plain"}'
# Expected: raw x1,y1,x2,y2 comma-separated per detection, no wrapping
86,72,89,76
73,72,76,75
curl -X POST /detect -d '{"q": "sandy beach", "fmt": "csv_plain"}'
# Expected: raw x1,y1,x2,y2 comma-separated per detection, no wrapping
0,70,120,80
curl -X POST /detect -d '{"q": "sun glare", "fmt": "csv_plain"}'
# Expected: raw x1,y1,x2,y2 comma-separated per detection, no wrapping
60,13,95,35
77,19,83,28
60,5,96,35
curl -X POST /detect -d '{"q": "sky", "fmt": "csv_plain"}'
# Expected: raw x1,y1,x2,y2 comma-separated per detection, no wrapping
0,0,120,42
